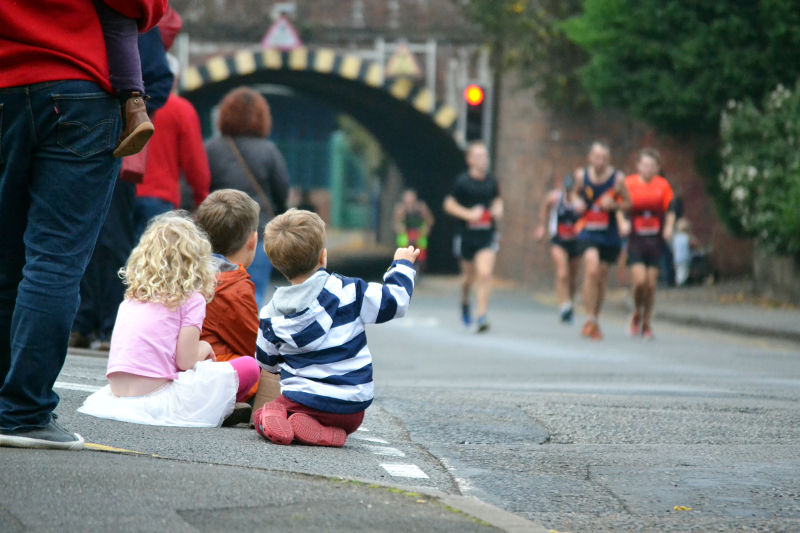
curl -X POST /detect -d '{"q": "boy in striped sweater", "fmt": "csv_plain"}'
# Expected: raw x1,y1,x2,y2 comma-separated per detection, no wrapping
254,209,419,447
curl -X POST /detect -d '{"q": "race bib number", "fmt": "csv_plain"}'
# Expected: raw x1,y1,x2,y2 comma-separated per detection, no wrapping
557,222,577,241
633,211,661,236
583,206,609,231
468,207,493,230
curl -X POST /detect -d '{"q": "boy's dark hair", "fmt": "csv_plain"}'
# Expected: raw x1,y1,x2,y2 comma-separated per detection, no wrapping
196,189,260,257
263,209,326,280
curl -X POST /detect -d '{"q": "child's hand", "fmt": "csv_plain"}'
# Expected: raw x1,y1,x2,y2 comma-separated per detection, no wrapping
394,246,421,264
199,340,216,362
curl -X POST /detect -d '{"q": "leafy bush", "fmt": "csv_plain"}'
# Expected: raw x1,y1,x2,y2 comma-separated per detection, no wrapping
719,82,800,256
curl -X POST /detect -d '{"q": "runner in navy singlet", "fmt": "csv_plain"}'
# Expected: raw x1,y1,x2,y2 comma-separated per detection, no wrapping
573,141,631,340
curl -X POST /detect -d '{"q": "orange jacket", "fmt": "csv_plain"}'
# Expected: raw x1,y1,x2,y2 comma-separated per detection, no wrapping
202,263,260,399
202,264,259,358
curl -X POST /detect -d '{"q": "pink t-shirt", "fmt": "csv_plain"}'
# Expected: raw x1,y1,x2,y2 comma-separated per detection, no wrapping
106,292,206,380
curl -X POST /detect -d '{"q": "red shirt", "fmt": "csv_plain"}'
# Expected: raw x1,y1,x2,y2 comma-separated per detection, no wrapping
625,174,674,237
137,94,211,208
0,1,167,92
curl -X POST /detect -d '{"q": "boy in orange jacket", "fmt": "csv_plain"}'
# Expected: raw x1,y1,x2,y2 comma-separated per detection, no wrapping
196,190,279,412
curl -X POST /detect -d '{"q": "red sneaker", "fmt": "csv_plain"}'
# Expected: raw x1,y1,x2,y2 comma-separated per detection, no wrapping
642,325,654,341
289,413,347,447
581,320,594,337
587,321,603,341
256,402,294,445
628,312,641,337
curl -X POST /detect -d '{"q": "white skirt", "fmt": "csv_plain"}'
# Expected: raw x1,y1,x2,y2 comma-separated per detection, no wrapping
78,360,237,428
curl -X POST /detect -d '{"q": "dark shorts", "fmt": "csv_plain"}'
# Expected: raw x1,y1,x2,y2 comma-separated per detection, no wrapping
454,231,498,262
577,240,622,264
551,238,581,259
627,235,664,267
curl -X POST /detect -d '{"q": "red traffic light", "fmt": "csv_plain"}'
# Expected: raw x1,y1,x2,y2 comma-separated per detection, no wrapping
463,84,485,106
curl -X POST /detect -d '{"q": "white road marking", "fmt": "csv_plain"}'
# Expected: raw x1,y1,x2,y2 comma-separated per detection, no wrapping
356,427,370,432
54,381,102,393
380,463,429,479
392,316,440,328
350,434,389,444
364,445,406,457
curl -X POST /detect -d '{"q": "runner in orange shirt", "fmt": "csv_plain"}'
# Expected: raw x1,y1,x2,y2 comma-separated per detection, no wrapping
623,148,676,340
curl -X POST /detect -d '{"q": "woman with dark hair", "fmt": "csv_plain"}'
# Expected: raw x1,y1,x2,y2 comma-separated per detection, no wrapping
205,87,290,308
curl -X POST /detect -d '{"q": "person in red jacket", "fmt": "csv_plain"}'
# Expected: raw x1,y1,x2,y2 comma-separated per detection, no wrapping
134,73,211,238
0,0,166,451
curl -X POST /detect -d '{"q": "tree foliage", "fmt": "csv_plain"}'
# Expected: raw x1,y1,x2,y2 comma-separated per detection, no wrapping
460,0,587,110
562,0,800,136
719,83,800,256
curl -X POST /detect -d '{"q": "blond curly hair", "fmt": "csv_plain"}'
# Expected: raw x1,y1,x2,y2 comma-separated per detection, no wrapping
120,211,216,309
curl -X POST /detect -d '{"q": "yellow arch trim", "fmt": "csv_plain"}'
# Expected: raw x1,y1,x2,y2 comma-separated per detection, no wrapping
180,47,459,131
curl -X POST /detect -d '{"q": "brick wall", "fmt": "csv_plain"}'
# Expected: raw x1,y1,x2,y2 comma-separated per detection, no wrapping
493,75,753,287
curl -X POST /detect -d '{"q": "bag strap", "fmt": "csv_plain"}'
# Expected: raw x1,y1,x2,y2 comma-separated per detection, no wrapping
225,136,275,219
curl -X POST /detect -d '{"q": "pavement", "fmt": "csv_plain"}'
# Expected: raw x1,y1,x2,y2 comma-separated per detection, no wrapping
3,275,799,532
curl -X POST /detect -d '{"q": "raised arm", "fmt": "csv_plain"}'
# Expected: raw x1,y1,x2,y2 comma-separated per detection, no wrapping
358,249,418,324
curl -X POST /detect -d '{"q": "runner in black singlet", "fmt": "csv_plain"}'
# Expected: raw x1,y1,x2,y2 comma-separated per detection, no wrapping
444,142,503,333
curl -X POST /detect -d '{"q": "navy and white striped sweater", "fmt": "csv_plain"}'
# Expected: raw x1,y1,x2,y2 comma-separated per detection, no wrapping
255,259,416,414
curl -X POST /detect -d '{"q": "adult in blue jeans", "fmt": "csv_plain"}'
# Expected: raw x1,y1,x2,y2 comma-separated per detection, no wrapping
0,0,166,450
70,27,173,350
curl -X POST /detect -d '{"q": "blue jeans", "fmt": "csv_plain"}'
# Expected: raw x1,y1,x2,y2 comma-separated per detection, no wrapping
0,80,121,430
73,180,137,341
134,196,173,242
247,241,273,309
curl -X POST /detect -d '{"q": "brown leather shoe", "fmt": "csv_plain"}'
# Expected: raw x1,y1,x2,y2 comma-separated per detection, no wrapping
113,92,154,158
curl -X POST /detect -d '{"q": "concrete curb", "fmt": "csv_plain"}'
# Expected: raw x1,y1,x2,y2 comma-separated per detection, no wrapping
438,494,549,533
328,475,549,533
654,309,800,345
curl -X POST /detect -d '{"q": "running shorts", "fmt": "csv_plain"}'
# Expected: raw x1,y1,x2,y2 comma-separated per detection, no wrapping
627,235,664,268
454,231,498,262
551,237,581,259
577,240,621,264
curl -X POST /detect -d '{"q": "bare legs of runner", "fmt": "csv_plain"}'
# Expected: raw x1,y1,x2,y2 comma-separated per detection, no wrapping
461,248,496,331
631,264,659,338
551,245,579,312
581,247,609,339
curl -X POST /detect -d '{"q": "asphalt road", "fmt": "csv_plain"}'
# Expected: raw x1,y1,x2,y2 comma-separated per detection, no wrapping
3,277,799,532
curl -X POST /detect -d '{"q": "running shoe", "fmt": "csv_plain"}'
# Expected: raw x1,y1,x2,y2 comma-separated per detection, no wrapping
560,307,574,324
461,303,472,327
584,321,603,341
581,320,594,337
641,325,654,341
627,312,641,337
476,315,490,333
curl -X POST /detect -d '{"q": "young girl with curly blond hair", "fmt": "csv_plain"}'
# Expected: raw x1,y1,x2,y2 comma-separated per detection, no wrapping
79,212,260,427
